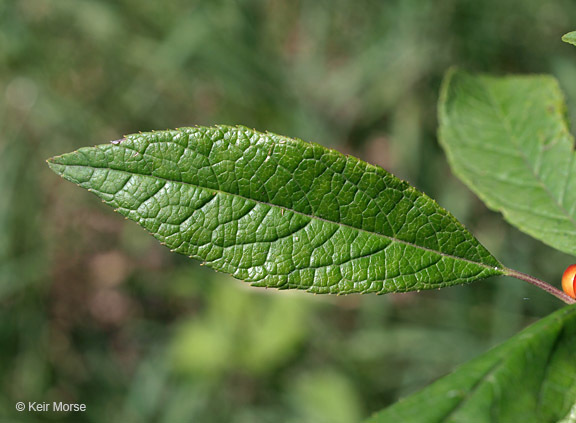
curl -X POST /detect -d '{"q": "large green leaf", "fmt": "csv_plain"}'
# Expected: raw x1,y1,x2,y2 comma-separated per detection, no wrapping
439,69,576,256
366,304,576,423
47,126,502,294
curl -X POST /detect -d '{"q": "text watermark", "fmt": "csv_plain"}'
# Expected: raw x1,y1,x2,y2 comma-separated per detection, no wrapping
16,402,86,412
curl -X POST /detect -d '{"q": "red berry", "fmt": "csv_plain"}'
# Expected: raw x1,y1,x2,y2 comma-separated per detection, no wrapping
562,264,576,299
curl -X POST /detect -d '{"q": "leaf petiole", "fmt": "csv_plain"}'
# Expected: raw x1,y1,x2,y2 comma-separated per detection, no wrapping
504,268,576,305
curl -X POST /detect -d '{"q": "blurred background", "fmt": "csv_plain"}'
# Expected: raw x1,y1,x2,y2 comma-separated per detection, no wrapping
3,0,576,421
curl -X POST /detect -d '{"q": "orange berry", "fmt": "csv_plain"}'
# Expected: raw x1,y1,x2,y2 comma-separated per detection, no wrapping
562,264,576,299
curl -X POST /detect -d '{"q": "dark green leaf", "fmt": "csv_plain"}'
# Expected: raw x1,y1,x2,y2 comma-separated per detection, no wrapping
47,126,502,294
366,305,576,423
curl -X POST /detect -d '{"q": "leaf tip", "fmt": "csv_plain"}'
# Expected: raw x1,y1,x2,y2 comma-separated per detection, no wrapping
46,157,66,176
562,31,576,46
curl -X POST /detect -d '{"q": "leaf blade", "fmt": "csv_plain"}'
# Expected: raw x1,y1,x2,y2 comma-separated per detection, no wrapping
439,69,576,256
563,31,576,47
366,305,576,423
48,126,503,293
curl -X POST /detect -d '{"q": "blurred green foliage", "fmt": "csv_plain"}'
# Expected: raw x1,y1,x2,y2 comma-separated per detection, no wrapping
3,0,576,421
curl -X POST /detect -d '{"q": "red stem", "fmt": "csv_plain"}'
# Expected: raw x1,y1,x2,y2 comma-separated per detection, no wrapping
504,267,576,305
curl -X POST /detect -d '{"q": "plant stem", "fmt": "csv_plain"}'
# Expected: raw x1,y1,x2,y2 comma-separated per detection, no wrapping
504,267,576,305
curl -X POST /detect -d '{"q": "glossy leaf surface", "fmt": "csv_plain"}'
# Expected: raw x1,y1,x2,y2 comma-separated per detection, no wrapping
367,305,576,423
439,69,576,256
48,126,502,294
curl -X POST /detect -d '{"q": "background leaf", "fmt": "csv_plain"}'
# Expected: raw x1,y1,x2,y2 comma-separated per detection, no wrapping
366,304,576,423
48,126,503,294
439,69,576,256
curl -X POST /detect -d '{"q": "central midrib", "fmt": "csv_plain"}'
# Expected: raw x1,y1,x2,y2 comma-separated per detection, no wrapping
61,161,503,273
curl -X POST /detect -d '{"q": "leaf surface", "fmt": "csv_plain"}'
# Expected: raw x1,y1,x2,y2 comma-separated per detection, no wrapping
563,31,576,47
366,304,576,423
439,69,576,256
48,126,502,294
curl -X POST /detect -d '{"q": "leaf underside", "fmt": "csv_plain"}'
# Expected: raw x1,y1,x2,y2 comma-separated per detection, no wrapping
439,69,576,257
366,304,576,423
48,126,502,294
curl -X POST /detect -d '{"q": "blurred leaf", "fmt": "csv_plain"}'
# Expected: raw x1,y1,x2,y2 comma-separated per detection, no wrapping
366,304,576,423
170,280,311,377
439,69,576,256
288,370,362,423
47,126,503,294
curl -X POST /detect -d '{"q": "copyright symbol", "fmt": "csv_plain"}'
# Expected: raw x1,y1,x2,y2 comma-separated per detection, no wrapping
16,402,25,412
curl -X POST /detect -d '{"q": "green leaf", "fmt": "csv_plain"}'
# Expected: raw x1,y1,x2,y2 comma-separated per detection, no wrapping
562,31,576,47
366,304,576,423
439,69,576,256
47,126,502,294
